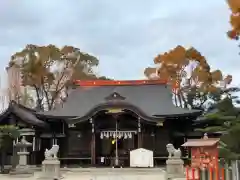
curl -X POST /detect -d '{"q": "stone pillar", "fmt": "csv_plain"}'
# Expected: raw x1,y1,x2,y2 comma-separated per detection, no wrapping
19,128,36,165
18,151,29,166
38,144,61,180
41,159,60,180
165,143,185,179
225,163,231,180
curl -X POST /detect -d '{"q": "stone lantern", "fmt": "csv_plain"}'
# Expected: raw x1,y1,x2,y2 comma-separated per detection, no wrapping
11,128,35,169
10,136,33,176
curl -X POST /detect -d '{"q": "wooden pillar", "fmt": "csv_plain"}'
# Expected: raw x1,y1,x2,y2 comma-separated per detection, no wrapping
31,136,36,165
138,117,142,148
90,118,96,166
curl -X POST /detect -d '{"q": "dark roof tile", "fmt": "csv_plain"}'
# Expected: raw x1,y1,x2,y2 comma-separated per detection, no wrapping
0,101,48,128
38,84,201,121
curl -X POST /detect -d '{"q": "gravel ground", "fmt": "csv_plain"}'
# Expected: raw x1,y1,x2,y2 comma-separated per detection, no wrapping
0,168,167,180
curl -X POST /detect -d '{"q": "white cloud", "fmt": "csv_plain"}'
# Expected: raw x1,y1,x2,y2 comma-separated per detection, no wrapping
0,0,239,86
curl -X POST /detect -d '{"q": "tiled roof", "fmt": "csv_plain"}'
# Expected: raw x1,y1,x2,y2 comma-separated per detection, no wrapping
37,83,201,122
182,138,220,147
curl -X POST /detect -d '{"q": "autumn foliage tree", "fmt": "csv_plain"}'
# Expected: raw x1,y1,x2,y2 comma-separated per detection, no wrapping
144,46,233,109
226,0,240,40
9,44,109,111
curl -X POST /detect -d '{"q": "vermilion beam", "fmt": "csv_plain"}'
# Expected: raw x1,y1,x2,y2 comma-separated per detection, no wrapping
74,79,168,86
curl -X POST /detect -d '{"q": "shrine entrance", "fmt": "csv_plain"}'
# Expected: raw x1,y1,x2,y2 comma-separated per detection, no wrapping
96,130,137,166
94,110,139,167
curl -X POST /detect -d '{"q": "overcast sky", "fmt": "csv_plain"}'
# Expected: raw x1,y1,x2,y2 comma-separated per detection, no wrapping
0,0,239,88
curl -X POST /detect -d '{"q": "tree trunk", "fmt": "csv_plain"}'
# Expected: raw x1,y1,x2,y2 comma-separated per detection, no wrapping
177,94,183,108
12,146,18,169
34,86,43,111
0,149,5,173
179,90,188,108
174,94,178,106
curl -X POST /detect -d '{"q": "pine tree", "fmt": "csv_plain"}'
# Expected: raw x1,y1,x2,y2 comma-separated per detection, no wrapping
0,125,20,173
196,97,240,160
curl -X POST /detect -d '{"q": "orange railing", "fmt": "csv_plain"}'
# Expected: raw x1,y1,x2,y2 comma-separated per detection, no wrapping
185,167,226,180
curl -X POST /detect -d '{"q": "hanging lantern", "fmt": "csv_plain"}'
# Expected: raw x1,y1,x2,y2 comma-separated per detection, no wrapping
112,139,115,144
113,132,116,138
100,132,103,139
106,132,109,138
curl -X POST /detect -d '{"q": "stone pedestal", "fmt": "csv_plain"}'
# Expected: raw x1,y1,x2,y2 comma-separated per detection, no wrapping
10,137,33,177
18,151,28,166
38,158,61,180
10,152,33,176
166,159,185,179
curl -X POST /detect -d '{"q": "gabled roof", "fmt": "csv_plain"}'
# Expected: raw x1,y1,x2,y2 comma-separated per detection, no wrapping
37,80,201,122
182,138,220,147
0,101,48,128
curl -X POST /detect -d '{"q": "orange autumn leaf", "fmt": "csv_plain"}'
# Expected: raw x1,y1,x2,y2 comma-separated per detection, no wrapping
230,14,240,31
227,30,239,39
211,70,223,82
145,45,232,96
226,0,240,40
186,47,201,60
227,0,240,14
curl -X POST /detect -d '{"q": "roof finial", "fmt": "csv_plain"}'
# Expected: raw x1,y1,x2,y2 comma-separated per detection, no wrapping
203,133,208,140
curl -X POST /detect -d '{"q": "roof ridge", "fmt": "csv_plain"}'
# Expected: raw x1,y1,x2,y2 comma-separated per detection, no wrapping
74,79,167,86
187,138,220,141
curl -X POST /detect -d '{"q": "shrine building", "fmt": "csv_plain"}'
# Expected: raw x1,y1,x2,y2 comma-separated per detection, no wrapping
0,80,202,167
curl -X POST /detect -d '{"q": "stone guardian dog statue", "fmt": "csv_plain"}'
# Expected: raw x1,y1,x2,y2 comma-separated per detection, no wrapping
44,144,59,160
166,143,181,159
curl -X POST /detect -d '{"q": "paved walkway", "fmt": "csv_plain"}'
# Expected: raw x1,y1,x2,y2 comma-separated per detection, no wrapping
0,168,168,180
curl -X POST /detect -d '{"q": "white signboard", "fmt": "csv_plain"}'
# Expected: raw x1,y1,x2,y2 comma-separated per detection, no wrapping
130,148,154,167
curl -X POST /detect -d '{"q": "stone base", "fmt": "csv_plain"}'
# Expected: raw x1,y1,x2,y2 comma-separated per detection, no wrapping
166,159,185,179
9,165,34,177
37,159,62,180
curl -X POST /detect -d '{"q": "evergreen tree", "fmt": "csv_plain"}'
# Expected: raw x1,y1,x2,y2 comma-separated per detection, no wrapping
0,125,20,173
196,97,240,160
